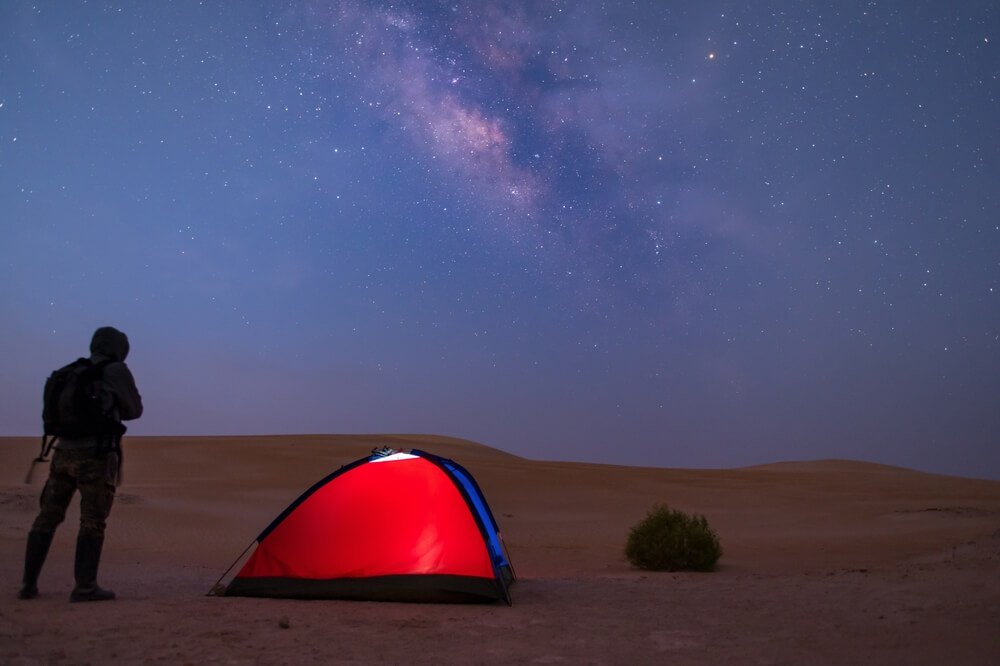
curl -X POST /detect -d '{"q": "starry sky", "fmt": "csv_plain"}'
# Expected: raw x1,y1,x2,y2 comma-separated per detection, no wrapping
2,1,998,478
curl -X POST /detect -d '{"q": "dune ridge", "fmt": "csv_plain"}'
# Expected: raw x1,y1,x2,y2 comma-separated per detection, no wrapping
1,434,998,664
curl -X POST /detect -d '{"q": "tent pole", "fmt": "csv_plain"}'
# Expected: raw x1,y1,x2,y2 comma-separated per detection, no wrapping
206,540,256,596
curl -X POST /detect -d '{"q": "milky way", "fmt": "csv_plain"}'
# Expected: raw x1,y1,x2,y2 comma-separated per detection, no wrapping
295,0,738,300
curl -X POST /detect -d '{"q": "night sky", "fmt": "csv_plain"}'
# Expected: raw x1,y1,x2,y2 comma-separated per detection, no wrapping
2,2,998,478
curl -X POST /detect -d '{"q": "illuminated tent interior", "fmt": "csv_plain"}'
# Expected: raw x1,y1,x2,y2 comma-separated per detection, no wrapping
218,449,515,604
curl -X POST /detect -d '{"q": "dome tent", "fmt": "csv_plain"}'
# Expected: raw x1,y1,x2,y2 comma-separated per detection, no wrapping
217,448,515,604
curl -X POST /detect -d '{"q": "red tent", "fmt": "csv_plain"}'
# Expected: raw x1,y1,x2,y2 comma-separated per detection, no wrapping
219,449,514,603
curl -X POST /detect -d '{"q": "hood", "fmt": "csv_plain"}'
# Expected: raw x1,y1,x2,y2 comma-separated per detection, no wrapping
90,326,130,362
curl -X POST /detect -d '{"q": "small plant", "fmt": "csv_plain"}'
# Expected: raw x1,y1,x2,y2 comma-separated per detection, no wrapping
625,504,722,571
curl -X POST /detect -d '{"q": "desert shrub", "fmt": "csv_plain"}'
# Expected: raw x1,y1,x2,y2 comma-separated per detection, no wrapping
625,504,722,571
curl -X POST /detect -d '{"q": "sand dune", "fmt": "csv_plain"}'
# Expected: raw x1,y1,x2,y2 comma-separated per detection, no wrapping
1,435,998,664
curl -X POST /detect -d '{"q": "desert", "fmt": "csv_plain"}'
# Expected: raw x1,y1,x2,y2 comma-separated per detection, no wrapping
1,434,998,664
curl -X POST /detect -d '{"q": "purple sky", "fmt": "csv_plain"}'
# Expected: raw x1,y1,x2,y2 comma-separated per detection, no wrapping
2,1,998,478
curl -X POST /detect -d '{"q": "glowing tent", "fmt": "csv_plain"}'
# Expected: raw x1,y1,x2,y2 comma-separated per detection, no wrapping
218,449,515,603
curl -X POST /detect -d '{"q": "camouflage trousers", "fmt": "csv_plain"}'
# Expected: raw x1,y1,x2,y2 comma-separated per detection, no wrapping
31,448,117,538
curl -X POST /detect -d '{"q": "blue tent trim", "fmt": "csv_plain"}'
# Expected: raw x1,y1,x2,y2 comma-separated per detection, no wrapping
411,450,516,594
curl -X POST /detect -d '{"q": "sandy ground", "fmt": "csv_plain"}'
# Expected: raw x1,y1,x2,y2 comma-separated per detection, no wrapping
1,434,998,664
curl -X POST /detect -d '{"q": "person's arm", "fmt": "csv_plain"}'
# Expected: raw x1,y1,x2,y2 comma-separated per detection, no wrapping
104,362,143,421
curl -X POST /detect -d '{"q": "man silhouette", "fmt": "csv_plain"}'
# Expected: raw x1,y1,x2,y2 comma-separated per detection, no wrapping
19,326,143,601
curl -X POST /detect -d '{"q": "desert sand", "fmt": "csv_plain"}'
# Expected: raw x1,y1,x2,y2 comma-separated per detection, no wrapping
1,434,998,664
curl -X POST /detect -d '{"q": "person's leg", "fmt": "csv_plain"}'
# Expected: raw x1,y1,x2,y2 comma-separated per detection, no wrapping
19,453,77,599
70,455,116,602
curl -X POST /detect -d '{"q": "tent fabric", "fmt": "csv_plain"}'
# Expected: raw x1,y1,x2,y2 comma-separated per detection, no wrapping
223,449,514,603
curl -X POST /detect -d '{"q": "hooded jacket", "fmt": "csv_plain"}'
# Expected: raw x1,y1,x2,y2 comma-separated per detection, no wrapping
57,327,143,450
88,326,143,421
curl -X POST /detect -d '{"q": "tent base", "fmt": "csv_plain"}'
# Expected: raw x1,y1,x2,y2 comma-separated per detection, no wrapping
225,573,508,604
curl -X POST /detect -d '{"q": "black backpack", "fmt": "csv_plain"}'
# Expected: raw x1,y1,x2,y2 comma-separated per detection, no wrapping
26,359,122,483
42,358,117,438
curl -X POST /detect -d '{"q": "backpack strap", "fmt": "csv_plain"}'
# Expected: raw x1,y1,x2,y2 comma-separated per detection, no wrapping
35,434,56,463
24,435,56,484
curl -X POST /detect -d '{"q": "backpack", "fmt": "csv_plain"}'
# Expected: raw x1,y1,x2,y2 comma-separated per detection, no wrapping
38,357,120,455
42,358,117,438
27,358,121,483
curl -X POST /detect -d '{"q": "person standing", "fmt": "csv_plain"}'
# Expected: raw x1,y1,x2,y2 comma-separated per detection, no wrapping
19,326,143,602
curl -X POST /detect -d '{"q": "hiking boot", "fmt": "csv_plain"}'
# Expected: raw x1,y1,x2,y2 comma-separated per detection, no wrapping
71,533,115,603
18,530,54,600
70,584,116,602
17,584,39,600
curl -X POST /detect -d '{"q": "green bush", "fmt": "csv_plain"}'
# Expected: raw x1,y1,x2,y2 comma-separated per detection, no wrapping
625,504,722,571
